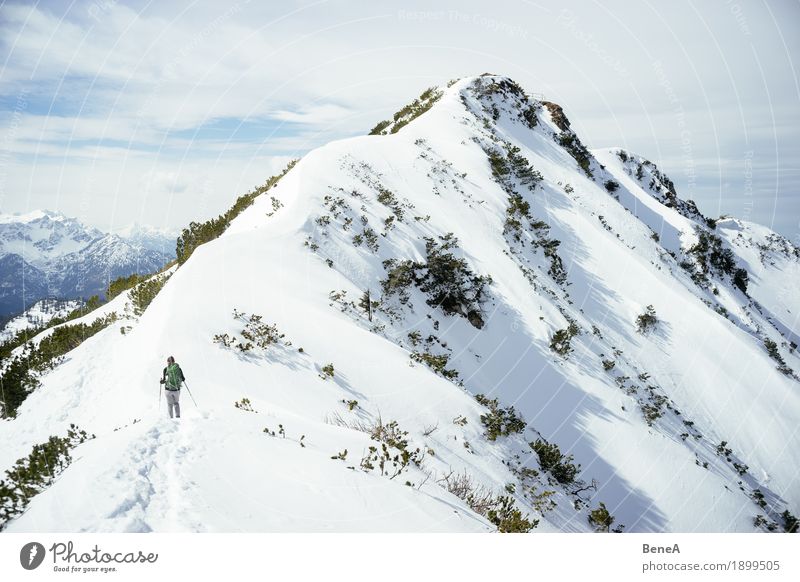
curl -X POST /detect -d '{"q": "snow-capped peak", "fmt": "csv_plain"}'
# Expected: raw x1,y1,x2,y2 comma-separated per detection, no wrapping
0,211,175,317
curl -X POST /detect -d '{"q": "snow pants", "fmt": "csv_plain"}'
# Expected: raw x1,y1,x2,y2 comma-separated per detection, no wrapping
166,389,181,418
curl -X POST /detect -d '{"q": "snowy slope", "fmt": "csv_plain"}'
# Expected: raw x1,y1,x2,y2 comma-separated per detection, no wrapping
0,298,83,342
1,75,798,533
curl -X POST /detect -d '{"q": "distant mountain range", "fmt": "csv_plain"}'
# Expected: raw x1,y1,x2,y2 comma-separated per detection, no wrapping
0,210,175,319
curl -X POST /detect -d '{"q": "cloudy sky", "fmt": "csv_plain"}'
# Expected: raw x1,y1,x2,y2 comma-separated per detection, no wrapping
0,0,798,240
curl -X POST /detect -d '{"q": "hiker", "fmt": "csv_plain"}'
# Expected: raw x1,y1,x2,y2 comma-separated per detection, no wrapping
160,356,186,419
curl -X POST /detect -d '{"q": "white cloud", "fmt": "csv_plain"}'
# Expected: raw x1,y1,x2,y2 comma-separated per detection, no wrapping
270,103,352,124
0,0,797,235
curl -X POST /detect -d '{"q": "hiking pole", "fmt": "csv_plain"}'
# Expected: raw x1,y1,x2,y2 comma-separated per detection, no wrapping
158,382,162,410
183,380,198,407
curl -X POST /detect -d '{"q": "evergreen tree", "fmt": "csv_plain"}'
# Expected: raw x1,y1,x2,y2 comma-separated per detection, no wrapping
588,502,615,532
359,289,372,321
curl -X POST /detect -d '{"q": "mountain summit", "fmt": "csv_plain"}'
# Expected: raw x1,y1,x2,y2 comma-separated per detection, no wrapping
1,75,797,533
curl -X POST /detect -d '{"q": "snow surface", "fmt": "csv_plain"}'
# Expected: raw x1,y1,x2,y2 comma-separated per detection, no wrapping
1,76,798,533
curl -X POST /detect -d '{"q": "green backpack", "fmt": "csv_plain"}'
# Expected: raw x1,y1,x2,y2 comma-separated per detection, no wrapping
166,363,183,389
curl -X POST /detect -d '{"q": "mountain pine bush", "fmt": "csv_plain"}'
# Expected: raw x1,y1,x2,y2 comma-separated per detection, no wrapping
588,502,615,532
763,338,792,375
176,160,296,263
369,87,443,135
437,470,537,532
130,272,172,316
0,314,117,418
213,310,290,355
782,510,799,533
549,322,579,356
475,394,526,440
558,132,593,178
107,273,147,300
733,268,749,294
686,229,749,292
636,305,658,333
234,398,257,412
0,425,93,529
504,192,533,241
357,418,422,479
410,350,458,380
0,297,104,363
381,234,491,328
487,495,537,532
529,439,580,485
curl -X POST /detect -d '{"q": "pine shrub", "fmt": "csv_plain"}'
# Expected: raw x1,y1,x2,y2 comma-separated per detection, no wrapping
475,394,526,440
0,314,118,418
0,425,93,530
234,398,257,412
636,305,658,333
410,351,458,380
733,268,749,294
588,502,615,532
558,133,593,178
540,238,567,284
213,310,289,355
381,234,490,328
369,87,443,135
687,229,746,290
487,495,537,532
129,272,171,316
176,161,296,263
107,273,146,300
358,418,422,479
437,470,537,532
782,510,799,533
763,338,792,375
550,322,579,356
529,439,579,485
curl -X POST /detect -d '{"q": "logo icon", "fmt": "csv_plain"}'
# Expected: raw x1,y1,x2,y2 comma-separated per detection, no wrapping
20,542,46,570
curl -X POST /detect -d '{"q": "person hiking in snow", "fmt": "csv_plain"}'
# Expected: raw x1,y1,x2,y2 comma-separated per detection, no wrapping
160,356,185,419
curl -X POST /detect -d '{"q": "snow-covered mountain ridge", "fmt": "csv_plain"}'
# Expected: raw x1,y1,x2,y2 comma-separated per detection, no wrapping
0,298,84,342
0,210,175,318
1,74,797,533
